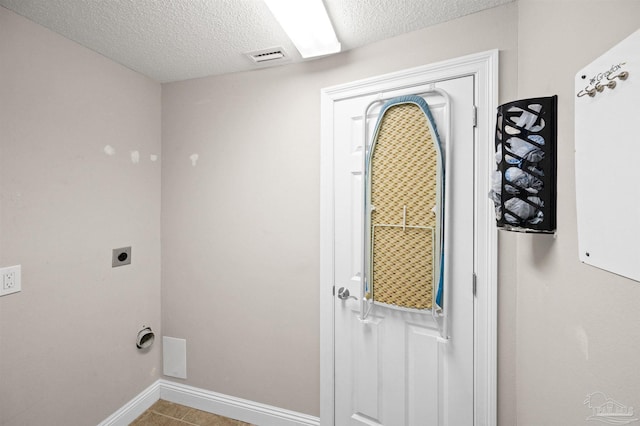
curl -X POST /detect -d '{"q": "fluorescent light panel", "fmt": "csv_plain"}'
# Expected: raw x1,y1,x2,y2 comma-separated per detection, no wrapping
264,0,341,58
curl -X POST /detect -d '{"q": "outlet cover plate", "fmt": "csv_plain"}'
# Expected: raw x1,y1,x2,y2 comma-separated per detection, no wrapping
0,265,21,296
112,247,132,267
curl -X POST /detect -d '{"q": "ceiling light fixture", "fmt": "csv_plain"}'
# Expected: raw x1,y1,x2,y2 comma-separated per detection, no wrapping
263,0,341,59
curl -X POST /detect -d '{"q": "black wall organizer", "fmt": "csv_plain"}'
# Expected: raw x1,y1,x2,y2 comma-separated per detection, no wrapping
491,95,557,233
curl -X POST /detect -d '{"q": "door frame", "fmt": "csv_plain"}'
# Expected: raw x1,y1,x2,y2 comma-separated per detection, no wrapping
319,50,499,426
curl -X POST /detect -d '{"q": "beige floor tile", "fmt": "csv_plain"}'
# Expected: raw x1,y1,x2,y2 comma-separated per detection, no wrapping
181,408,248,426
129,411,151,425
149,399,192,420
129,411,186,426
129,400,253,426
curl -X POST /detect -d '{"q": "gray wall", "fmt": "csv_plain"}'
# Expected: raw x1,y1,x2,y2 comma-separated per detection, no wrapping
162,1,640,422
3,1,640,425
0,7,161,426
514,1,640,425
161,3,518,418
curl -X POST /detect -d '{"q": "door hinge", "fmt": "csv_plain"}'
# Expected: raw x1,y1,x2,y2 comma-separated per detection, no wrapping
472,273,477,297
472,105,478,128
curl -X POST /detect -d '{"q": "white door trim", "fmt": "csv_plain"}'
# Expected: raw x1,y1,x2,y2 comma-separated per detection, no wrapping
319,50,499,426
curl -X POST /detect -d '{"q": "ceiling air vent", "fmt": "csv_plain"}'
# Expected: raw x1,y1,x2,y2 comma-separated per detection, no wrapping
245,47,289,65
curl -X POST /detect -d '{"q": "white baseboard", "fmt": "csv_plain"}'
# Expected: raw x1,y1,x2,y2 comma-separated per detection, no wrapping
159,379,320,426
98,379,320,426
97,381,161,426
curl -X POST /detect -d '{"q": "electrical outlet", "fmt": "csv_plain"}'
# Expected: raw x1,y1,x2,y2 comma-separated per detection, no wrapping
0,265,21,296
4,271,15,289
112,247,131,267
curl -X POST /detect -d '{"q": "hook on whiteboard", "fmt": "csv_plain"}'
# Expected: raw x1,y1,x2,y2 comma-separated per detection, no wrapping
577,71,630,98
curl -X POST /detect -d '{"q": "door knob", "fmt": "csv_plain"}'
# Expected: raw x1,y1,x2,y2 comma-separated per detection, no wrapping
337,287,357,301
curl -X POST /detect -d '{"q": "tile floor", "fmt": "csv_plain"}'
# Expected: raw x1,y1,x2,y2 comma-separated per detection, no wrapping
130,399,254,426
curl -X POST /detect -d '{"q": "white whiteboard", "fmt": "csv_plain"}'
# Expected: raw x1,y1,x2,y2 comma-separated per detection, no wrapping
575,28,640,281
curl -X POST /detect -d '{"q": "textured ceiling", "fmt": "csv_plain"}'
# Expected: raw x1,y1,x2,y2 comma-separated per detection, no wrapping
0,0,513,82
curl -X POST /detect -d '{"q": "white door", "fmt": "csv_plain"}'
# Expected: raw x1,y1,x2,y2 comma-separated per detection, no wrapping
332,76,475,426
